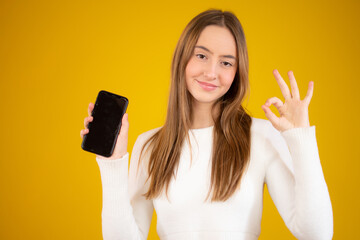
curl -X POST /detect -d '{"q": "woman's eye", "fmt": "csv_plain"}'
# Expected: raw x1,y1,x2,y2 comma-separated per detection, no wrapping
222,61,233,67
196,54,206,59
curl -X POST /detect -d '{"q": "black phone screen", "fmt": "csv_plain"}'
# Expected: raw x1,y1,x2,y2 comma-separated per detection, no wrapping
81,90,128,157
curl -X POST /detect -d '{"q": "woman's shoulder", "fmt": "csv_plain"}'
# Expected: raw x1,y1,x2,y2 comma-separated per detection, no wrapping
250,117,285,144
131,126,163,164
250,117,291,160
251,117,274,136
138,126,162,138
134,126,162,147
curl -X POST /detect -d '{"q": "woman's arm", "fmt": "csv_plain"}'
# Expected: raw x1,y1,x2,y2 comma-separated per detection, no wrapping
96,132,154,240
262,69,333,239
264,124,333,239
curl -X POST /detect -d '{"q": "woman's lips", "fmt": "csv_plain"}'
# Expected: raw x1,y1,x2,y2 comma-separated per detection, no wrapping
196,80,218,91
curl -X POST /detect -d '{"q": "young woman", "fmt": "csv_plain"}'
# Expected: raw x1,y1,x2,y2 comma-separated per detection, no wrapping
80,9,333,240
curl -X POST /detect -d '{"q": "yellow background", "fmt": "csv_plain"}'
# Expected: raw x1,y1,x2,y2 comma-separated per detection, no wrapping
0,0,359,239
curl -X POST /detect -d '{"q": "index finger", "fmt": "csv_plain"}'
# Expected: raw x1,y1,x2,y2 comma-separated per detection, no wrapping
88,102,94,116
273,69,291,100
288,71,300,100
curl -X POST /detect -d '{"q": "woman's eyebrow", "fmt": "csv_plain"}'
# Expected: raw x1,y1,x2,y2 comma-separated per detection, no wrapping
195,45,236,60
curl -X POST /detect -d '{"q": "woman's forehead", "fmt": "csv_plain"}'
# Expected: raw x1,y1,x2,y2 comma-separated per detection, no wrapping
195,25,237,57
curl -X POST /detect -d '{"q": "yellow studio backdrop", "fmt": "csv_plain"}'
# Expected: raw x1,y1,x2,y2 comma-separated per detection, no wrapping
0,0,358,239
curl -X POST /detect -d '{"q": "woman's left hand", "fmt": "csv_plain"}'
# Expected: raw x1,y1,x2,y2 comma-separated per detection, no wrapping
262,69,314,132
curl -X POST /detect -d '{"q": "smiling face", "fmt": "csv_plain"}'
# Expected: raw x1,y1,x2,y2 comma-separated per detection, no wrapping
185,25,238,106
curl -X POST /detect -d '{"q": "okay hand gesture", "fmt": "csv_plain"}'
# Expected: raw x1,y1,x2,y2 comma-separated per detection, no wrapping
261,69,314,132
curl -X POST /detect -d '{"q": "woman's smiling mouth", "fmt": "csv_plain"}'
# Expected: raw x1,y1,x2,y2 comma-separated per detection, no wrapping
196,80,218,91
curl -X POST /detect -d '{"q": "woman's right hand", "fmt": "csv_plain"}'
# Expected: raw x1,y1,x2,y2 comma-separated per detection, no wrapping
80,102,129,160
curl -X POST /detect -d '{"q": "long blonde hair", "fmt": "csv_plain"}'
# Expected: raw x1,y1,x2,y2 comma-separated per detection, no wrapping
140,9,252,202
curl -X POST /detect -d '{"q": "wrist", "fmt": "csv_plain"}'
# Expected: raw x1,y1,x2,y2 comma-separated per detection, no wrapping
96,152,128,161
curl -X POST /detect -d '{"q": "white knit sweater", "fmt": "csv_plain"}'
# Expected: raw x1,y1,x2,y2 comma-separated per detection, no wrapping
96,118,333,240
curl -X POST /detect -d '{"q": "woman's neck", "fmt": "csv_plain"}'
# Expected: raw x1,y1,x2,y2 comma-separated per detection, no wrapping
190,100,219,129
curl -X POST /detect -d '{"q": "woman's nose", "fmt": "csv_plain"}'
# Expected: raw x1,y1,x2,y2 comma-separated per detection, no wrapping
203,62,217,80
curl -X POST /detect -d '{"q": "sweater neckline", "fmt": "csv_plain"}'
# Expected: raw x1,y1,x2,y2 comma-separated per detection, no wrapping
189,125,214,132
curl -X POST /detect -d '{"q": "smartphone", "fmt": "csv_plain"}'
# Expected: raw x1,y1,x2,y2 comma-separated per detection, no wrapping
81,90,129,157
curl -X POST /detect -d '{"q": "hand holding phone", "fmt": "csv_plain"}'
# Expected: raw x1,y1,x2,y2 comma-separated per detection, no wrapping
80,90,129,159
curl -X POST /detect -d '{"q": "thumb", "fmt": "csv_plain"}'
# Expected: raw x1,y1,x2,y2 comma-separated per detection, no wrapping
262,104,281,131
119,113,129,137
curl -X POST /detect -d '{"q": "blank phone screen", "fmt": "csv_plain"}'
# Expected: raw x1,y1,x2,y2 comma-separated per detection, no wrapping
81,91,128,157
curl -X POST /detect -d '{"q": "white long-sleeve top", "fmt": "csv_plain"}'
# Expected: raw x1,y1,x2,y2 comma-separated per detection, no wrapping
96,118,333,240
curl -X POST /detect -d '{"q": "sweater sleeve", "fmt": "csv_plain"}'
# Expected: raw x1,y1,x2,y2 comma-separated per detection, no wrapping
264,125,333,240
96,133,154,240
